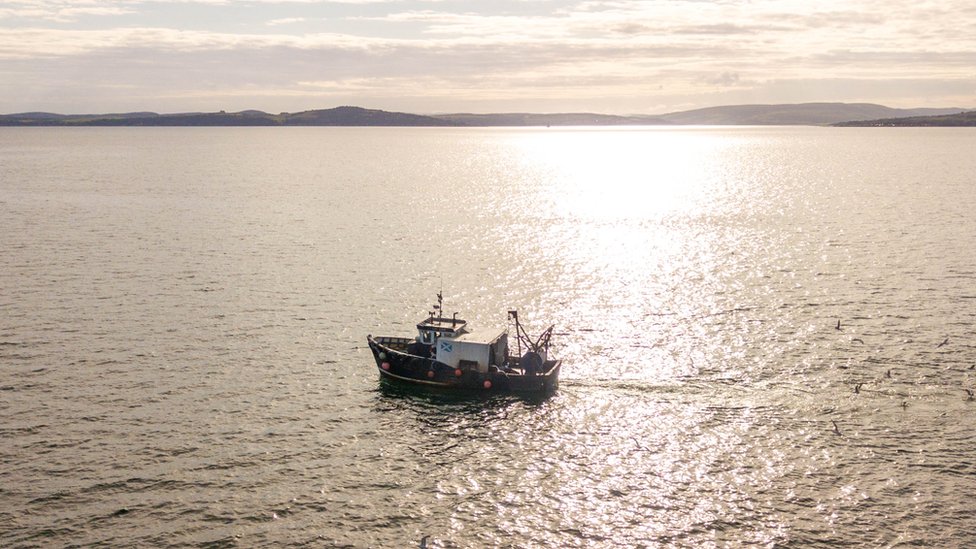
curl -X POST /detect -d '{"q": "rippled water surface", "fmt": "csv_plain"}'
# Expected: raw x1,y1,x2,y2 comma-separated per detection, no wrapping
2,126,975,547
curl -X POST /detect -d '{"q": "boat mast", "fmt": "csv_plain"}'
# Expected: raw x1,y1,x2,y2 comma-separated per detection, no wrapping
508,310,522,357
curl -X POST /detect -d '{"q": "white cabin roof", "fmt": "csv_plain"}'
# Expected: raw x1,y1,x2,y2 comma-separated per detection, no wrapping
449,328,506,345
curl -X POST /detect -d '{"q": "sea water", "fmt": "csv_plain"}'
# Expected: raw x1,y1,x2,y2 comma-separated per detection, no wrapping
2,126,975,547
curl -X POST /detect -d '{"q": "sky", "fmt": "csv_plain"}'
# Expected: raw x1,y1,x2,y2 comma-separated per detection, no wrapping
1,0,974,115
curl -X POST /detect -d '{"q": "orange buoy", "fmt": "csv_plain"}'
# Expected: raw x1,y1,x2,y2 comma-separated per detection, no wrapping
381,362,390,370
427,370,435,378
483,380,492,389
454,368,462,377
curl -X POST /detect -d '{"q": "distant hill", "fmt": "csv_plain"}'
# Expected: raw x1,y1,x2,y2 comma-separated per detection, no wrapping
833,110,976,127
0,111,164,124
431,112,671,126
2,103,972,127
0,106,459,127
658,103,968,125
283,106,456,126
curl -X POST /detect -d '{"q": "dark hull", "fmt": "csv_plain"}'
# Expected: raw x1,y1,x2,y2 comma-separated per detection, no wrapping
367,335,560,394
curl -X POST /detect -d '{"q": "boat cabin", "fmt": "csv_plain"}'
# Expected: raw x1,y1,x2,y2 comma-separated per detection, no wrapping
406,290,512,374
434,329,509,373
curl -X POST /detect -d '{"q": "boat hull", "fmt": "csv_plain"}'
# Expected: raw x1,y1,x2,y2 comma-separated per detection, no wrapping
367,335,560,394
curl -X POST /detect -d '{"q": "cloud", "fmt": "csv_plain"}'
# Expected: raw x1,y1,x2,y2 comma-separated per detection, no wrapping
0,2,134,22
1,0,975,113
267,17,308,26
0,27,389,58
0,0,398,23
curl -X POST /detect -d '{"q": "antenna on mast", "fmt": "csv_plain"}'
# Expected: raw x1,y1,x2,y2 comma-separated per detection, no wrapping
432,276,444,319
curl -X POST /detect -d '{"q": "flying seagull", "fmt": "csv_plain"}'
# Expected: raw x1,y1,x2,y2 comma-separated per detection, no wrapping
937,338,949,348
831,421,841,435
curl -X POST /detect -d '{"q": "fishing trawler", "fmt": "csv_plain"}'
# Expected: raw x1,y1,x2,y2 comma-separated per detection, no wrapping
366,293,561,394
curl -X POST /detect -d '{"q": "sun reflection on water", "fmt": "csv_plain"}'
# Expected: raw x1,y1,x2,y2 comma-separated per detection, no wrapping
510,127,731,222
493,128,771,384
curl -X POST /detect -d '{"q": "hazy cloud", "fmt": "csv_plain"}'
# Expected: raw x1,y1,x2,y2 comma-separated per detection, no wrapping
706,72,742,87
